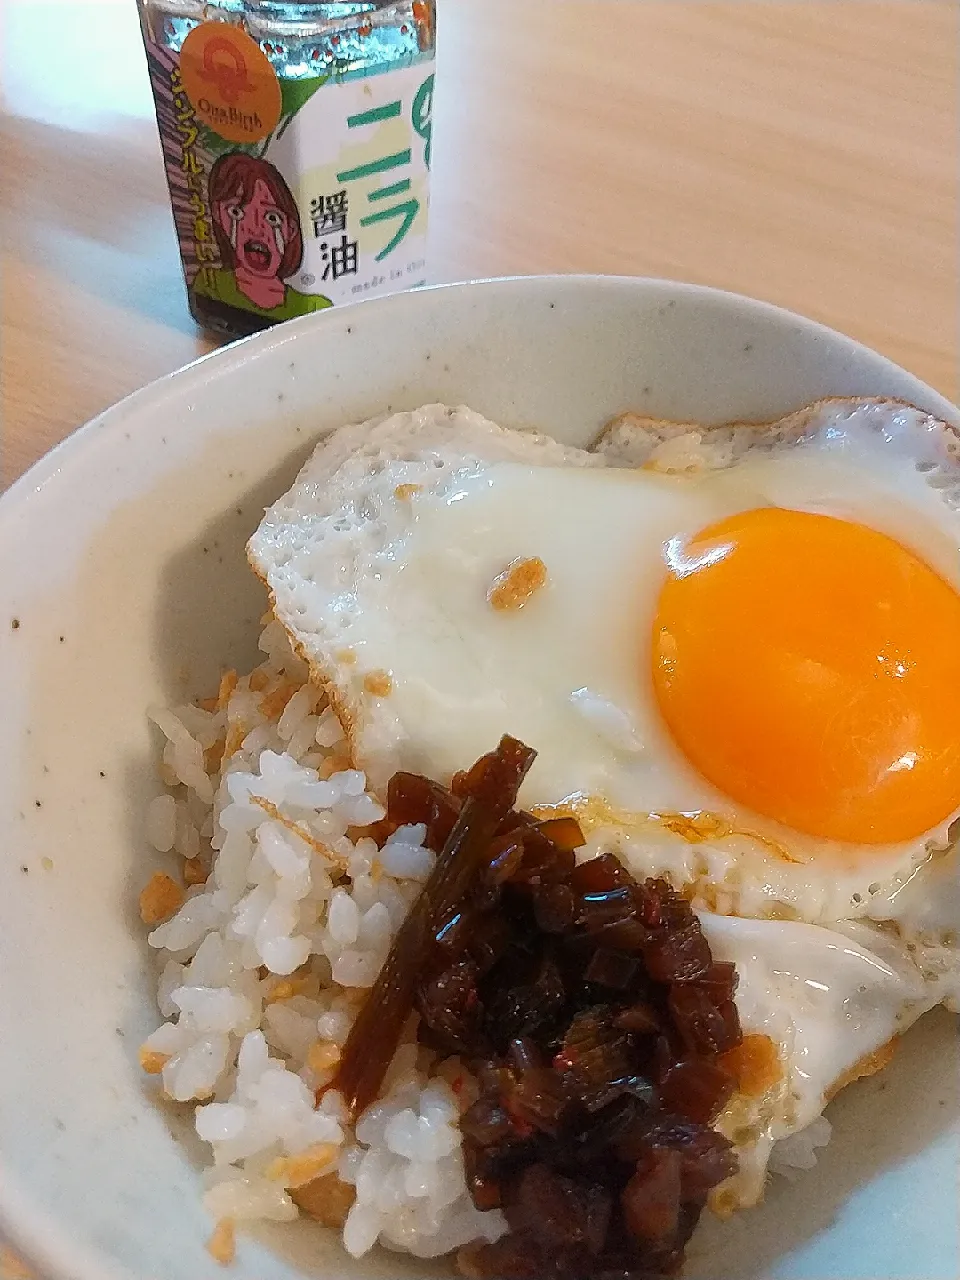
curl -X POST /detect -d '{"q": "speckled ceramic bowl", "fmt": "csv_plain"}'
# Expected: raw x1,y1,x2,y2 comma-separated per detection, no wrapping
1,277,957,1280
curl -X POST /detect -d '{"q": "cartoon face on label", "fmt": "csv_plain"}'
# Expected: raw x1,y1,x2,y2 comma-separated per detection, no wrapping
208,153,304,309
225,179,290,275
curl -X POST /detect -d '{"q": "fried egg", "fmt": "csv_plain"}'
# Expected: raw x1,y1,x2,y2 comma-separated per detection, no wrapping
698,910,958,1209
250,397,960,1211
249,399,960,925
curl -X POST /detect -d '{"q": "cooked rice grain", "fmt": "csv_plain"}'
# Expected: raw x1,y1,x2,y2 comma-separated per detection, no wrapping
142,622,505,1257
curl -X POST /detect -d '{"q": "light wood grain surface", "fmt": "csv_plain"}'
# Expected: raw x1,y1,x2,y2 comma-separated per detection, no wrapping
1,0,957,492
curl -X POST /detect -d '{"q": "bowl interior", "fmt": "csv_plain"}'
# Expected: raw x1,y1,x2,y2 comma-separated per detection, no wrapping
1,276,957,1280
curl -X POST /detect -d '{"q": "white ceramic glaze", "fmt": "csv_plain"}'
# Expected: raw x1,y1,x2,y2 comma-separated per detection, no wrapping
0,277,957,1280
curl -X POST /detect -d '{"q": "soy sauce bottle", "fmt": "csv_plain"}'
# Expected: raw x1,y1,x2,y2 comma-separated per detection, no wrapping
136,1,436,338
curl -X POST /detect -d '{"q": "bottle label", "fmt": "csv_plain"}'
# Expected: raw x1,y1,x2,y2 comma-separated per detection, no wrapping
145,26,433,322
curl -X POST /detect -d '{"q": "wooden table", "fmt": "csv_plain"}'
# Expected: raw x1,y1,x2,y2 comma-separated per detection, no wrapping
2,0,957,493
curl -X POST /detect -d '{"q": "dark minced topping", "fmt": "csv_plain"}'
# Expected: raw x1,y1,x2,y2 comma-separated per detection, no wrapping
334,737,742,1280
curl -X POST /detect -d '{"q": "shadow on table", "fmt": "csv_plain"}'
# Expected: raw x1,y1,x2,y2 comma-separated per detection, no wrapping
2,114,201,339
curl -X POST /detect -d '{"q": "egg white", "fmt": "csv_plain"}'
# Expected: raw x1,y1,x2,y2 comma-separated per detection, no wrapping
696,911,959,1210
250,399,960,925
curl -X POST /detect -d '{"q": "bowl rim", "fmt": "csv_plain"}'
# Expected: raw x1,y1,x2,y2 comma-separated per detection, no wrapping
1,272,956,1280
5,273,956,527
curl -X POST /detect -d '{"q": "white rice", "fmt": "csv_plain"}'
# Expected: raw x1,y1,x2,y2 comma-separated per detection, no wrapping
767,1116,834,1180
142,618,835,1263
142,620,507,1257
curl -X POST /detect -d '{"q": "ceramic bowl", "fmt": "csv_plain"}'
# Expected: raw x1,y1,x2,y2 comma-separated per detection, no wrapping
1,276,957,1280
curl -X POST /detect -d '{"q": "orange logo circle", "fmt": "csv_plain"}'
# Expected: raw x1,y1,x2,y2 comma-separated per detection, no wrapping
180,23,281,144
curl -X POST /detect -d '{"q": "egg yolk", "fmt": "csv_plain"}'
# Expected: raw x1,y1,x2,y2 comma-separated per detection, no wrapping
652,507,960,844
